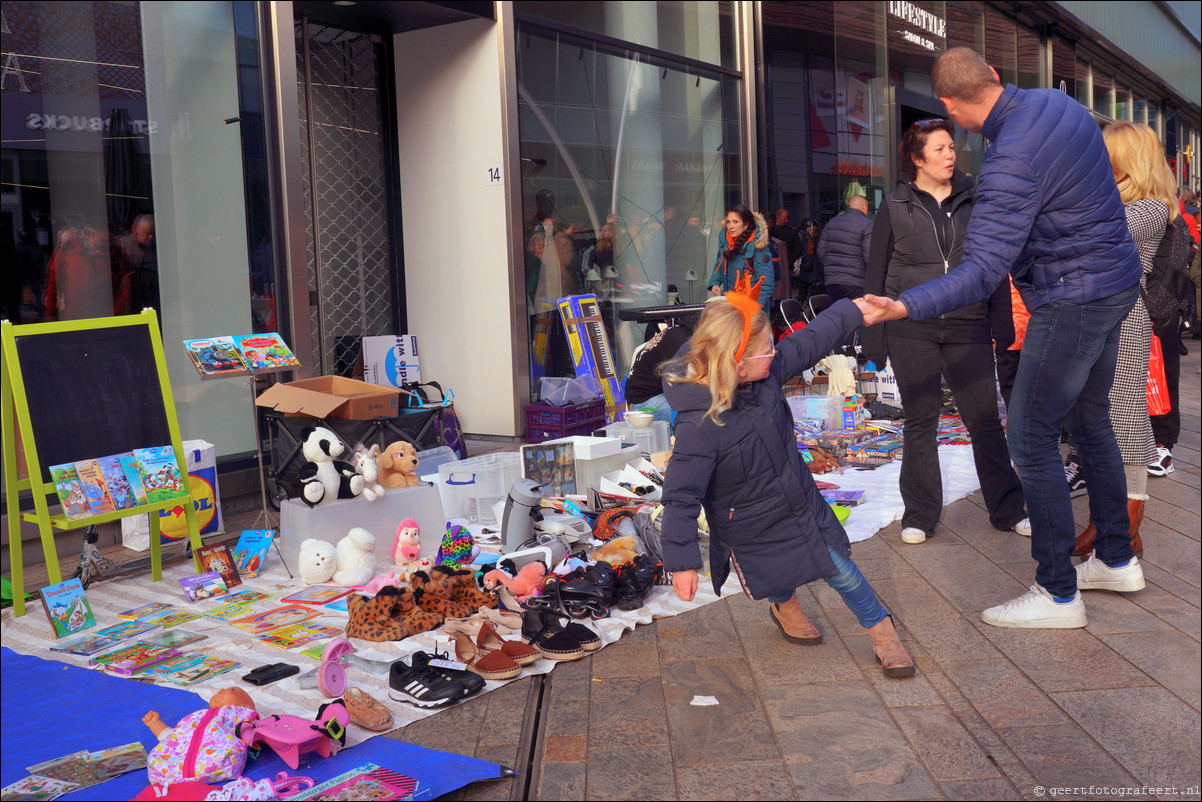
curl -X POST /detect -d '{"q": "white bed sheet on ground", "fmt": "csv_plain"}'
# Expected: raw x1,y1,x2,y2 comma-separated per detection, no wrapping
0,445,981,741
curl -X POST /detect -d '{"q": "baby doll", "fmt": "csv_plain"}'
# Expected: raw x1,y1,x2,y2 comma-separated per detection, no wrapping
142,687,259,786
392,519,422,567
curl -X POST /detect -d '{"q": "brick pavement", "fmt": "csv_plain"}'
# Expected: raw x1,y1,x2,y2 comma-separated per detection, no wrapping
399,346,1201,801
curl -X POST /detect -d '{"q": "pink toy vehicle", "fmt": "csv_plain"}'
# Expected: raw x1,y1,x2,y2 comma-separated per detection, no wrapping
236,700,349,770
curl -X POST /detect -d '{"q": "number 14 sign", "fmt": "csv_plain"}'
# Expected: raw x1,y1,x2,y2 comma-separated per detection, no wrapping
485,164,502,185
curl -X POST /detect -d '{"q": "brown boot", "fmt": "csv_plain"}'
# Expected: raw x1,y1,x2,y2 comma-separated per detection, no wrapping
1074,497,1145,558
867,615,915,678
769,592,822,644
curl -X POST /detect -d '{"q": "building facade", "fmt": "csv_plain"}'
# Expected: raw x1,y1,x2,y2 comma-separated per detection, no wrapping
2,1,1199,490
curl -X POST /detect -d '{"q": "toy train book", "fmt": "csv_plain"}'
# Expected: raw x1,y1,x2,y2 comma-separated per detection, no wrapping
88,641,181,676
557,293,626,423
233,332,301,370
117,453,149,505
48,463,92,520
73,459,116,515
231,529,274,578
38,578,96,638
183,336,248,377
95,453,138,510
179,570,228,603
256,621,342,650
196,543,242,588
134,446,185,504
287,762,418,800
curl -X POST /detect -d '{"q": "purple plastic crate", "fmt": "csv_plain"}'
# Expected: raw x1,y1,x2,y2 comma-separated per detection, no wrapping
524,398,606,443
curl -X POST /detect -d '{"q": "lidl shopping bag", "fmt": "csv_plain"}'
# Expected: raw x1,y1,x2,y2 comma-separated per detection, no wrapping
121,440,224,551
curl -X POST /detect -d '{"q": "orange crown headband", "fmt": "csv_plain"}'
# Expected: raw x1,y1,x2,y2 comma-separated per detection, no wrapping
726,272,765,361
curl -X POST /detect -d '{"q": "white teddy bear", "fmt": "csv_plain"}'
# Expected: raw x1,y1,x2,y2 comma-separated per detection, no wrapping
296,527,376,586
297,426,364,507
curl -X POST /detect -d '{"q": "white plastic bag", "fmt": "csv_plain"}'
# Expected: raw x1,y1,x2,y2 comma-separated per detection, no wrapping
876,359,902,408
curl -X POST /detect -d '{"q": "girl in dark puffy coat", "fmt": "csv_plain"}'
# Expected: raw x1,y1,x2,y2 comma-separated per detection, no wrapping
658,277,914,677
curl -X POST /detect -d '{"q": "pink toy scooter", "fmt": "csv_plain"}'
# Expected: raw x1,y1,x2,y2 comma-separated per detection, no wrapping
236,700,349,770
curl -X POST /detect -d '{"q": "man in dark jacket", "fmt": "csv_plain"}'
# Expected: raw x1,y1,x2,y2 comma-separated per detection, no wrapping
816,195,872,300
862,47,1144,630
769,209,804,280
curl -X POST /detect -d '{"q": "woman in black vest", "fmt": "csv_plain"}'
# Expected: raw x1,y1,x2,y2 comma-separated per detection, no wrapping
862,119,1028,545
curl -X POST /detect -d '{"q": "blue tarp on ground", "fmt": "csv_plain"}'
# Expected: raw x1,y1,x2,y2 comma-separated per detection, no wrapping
1,647,508,800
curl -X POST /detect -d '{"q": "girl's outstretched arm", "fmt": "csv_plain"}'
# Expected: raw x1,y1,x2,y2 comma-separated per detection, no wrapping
773,298,864,379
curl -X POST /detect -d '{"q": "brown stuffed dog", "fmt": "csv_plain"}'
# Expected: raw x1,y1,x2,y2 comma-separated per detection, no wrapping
376,441,421,488
589,535,640,567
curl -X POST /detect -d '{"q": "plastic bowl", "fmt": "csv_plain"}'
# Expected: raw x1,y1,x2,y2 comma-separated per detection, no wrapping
626,411,653,429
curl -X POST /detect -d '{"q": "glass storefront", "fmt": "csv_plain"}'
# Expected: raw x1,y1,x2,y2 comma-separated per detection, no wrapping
1,1,268,459
514,16,742,396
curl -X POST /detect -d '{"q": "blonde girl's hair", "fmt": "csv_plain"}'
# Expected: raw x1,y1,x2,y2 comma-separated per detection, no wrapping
660,300,768,426
1104,121,1179,222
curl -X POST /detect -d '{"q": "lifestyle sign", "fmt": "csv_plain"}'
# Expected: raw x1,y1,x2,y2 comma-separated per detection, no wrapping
888,1,946,53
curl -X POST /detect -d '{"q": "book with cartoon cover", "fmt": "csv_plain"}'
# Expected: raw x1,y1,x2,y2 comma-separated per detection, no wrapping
141,629,208,649
48,463,92,520
286,762,417,800
22,751,94,787
256,621,342,650
230,530,274,578
49,632,124,656
117,601,173,620
229,605,320,635
182,336,248,377
282,585,352,605
84,742,147,780
232,333,301,370
133,446,185,504
0,774,80,800
179,571,228,602
95,453,138,510
73,459,115,515
141,609,201,628
38,578,96,638
117,452,149,505
88,642,181,676
196,543,241,588
160,655,241,686
94,619,162,641
222,589,274,607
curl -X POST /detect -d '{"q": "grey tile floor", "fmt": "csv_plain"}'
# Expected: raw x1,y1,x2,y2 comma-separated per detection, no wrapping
397,346,1201,801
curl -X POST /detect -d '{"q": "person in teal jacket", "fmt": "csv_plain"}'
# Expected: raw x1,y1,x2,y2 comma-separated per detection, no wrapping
707,204,774,311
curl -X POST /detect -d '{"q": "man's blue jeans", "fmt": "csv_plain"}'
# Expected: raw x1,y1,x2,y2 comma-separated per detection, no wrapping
769,542,888,629
1008,284,1138,598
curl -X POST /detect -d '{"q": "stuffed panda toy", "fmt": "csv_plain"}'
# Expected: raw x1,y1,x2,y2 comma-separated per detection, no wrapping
297,426,365,507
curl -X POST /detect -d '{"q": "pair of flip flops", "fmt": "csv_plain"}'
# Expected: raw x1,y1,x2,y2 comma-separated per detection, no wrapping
343,686,393,731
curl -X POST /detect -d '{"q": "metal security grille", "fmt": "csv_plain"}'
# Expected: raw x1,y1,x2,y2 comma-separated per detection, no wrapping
296,19,393,376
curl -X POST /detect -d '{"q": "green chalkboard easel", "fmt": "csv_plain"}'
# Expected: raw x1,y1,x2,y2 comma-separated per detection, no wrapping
2,311,203,616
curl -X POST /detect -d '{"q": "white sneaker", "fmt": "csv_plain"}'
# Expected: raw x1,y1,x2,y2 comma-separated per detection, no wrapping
1013,518,1032,537
981,585,1088,629
1076,554,1146,592
901,527,927,544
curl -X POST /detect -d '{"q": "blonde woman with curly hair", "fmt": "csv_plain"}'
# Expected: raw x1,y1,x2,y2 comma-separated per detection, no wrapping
1072,122,1178,562
656,281,915,677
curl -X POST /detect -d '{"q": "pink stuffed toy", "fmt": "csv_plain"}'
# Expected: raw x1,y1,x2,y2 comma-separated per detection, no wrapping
392,519,422,566
482,561,547,602
353,571,399,594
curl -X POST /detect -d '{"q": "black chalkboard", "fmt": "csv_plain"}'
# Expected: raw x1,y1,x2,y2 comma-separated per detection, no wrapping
14,324,173,484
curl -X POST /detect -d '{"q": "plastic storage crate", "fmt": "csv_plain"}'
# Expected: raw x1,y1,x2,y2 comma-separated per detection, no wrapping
437,452,522,525
787,395,845,430
524,398,606,443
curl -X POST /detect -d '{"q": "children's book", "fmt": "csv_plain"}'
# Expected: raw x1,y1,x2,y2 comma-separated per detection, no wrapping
117,601,173,620
134,446,185,503
73,459,116,515
222,589,274,607
38,578,96,638
179,571,228,603
232,333,301,370
49,632,124,656
49,463,92,520
89,642,181,676
95,453,138,510
141,609,201,628
299,643,327,660
256,621,342,650
142,654,240,686
0,775,80,801
196,543,242,588
22,751,94,786
231,530,274,578
287,762,418,800
323,597,350,613
84,742,147,780
229,605,320,635
203,600,263,623
141,629,208,649
94,619,163,641
117,452,149,506
183,336,248,377
282,585,352,605
821,489,866,506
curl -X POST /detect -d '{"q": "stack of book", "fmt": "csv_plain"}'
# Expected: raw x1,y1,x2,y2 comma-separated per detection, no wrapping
49,446,185,520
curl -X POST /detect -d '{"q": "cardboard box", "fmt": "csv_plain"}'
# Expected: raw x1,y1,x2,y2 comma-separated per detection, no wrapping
362,335,421,388
255,376,400,420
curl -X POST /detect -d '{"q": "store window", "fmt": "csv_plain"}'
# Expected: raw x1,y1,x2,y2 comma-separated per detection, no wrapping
1147,100,1159,138
1,1,266,459
1092,69,1113,120
1050,35,1075,99
984,7,1016,87
1134,97,1147,125
1075,57,1091,109
514,24,742,395
1015,25,1040,89
1115,83,1131,122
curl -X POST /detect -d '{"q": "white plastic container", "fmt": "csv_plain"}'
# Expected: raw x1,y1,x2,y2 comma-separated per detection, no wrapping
787,395,844,430
597,420,671,455
437,452,522,525
416,445,459,483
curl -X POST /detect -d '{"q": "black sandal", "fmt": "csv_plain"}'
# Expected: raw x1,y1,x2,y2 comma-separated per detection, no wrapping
520,610,584,661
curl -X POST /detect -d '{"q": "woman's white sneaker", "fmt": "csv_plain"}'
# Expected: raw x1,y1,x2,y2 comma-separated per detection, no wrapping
1075,554,1145,592
1013,518,1032,537
981,585,1087,629
901,527,927,544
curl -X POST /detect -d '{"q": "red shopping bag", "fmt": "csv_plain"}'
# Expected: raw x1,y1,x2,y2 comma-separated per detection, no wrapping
1147,336,1171,416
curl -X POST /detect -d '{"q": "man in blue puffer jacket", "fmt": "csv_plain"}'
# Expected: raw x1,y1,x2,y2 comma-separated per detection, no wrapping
862,47,1144,630
816,195,873,301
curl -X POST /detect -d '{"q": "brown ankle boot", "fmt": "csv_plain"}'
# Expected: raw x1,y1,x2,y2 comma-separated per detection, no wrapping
769,592,822,644
867,615,915,678
1075,497,1145,559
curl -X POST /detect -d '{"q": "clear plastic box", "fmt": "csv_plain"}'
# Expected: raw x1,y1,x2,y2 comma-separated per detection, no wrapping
416,445,460,483
787,395,844,430
596,420,671,456
437,451,522,525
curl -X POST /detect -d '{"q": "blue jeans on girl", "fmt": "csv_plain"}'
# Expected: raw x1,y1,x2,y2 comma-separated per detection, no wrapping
768,542,887,629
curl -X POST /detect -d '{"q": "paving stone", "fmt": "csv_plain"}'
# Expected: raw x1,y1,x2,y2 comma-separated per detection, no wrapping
936,777,1022,800
740,618,864,684
1142,529,1202,587
544,699,589,737
892,705,1004,780
1166,614,1201,642
889,544,1031,612
941,659,1069,728
863,656,945,706
656,600,741,662
903,614,1005,662
591,641,662,678
675,761,798,801
861,576,963,621
661,658,780,766
461,743,520,801
1050,686,1202,792
998,723,1142,795
1081,589,1177,635
1099,629,1202,709
585,745,677,801
972,623,1156,693
537,761,586,800
543,734,588,763
477,703,528,747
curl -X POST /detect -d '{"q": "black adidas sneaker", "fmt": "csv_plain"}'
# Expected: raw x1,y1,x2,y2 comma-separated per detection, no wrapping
388,659,468,708
410,650,485,696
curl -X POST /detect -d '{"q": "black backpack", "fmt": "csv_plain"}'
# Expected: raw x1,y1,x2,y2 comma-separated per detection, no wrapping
1142,215,1193,327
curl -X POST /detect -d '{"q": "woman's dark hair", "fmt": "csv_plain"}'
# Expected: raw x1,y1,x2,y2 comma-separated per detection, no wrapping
898,118,956,181
722,204,756,259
